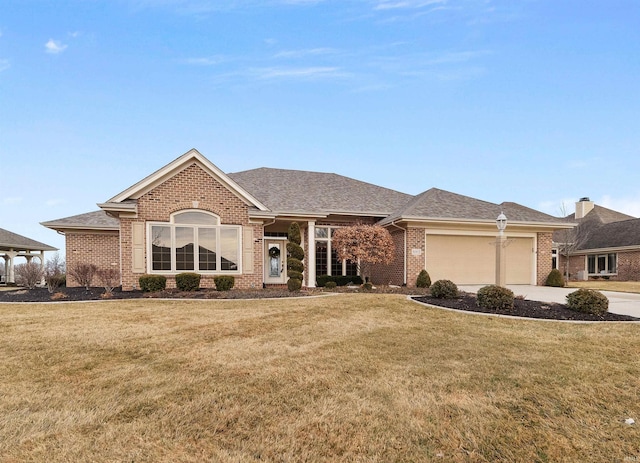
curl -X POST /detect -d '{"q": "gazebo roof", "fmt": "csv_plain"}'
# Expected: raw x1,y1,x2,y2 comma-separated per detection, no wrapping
0,228,57,252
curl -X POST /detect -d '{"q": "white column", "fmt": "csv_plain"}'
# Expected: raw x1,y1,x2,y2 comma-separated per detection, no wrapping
495,233,507,287
307,221,316,288
6,250,17,284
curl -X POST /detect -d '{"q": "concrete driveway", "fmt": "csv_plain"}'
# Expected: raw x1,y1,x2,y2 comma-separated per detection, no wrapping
459,285,640,318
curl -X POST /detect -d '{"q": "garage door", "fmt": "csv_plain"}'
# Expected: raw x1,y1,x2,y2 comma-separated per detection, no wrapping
425,235,533,285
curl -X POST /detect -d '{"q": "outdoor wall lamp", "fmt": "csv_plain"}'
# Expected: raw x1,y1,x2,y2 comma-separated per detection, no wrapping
496,212,508,234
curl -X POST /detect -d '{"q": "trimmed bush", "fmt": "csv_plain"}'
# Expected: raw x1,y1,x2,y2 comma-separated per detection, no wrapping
287,278,302,292
362,282,373,291
430,279,459,299
416,269,431,288
214,275,235,291
139,274,166,292
324,281,337,289
286,222,305,292
566,289,609,316
176,272,201,291
316,275,364,287
477,285,514,310
545,269,565,287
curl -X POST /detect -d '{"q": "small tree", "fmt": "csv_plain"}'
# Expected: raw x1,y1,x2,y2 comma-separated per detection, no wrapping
96,267,120,296
44,253,66,293
286,222,305,292
67,262,97,289
14,261,43,289
557,202,590,281
331,224,395,284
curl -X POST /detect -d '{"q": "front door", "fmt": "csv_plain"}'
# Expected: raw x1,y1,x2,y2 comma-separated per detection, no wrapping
264,240,287,284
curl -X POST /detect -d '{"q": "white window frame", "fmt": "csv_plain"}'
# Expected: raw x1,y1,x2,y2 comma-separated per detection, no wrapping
586,253,617,276
314,226,358,277
147,210,242,275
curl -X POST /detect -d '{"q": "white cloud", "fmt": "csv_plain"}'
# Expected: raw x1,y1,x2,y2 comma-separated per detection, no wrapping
45,39,68,54
0,59,9,72
184,56,225,65
252,66,348,80
274,47,337,59
374,0,446,10
45,199,65,207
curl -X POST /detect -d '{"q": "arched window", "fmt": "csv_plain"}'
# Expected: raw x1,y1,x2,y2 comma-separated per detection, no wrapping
148,210,240,274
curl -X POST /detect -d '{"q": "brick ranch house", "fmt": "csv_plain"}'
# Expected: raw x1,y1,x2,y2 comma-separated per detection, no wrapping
42,149,572,290
554,197,640,281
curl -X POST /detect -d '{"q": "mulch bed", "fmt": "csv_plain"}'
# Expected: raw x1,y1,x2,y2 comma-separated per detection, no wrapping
1,287,637,322
413,293,639,322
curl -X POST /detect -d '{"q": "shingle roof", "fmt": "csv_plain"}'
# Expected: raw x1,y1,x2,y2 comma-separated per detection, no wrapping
578,218,640,249
41,211,120,231
553,205,638,247
228,168,412,216
0,228,57,251
380,188,562,225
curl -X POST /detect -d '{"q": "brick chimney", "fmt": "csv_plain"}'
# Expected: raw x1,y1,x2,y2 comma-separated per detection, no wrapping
575,197,594,219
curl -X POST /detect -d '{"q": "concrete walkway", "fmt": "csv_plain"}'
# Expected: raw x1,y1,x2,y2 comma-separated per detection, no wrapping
459,285,640,318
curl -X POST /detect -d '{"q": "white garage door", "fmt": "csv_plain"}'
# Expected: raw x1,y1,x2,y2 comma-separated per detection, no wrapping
425,235,533,285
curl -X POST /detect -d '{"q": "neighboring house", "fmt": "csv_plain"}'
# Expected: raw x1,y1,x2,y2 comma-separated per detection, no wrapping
554,197,640,281
42,149,571,290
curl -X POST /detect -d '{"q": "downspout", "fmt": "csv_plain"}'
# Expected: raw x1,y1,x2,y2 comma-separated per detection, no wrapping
389,220,407,286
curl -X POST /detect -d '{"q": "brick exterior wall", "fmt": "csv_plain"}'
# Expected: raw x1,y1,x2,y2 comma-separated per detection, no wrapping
370,227,405,286
536,232,553,286
562,250,640,281
120,163,264,290
66,231,120,287
405,228,425,288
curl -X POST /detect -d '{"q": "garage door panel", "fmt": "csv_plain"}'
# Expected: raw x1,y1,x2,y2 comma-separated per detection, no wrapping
425,235,532,285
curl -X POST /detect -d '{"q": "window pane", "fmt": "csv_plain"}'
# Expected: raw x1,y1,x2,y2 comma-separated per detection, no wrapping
220,228,238,271
597,255,606,274
587,255,596,274
198,228,217,271
315,240,328,276
608,253,617,273
315,227,328,239
175,227,195,271
331,249,342,276
151,226,172,271
174,211,219,225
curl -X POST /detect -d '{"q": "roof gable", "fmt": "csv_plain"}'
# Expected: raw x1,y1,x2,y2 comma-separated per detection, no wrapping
104,149,268,211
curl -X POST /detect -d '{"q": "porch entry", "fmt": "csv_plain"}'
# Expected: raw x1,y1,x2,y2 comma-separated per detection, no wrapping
264,239,287,284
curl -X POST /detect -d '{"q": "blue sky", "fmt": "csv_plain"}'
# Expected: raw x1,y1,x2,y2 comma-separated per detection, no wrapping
1,0,639,256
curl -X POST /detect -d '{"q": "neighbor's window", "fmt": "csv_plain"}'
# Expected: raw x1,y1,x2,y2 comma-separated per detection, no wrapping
149,210,241,274
587,253,617,275
314,226,358,277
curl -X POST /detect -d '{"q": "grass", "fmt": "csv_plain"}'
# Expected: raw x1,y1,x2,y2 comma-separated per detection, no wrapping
567,280,640,293
1,294,639,462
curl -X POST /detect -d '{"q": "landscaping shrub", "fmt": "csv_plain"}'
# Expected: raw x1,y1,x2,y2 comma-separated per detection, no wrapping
430,279,459,299
362,282,373,291
139,274,167,292
96,268,120,296
416,269,431,288
316,275,363,287
67,262,97,289
545,268,565,287
286,222,305,292
477,285,514,310
15,262,44,289
176,272,201,291
324,281,337,290
214,275,235,291
566,289,609,316
287,278,302,292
